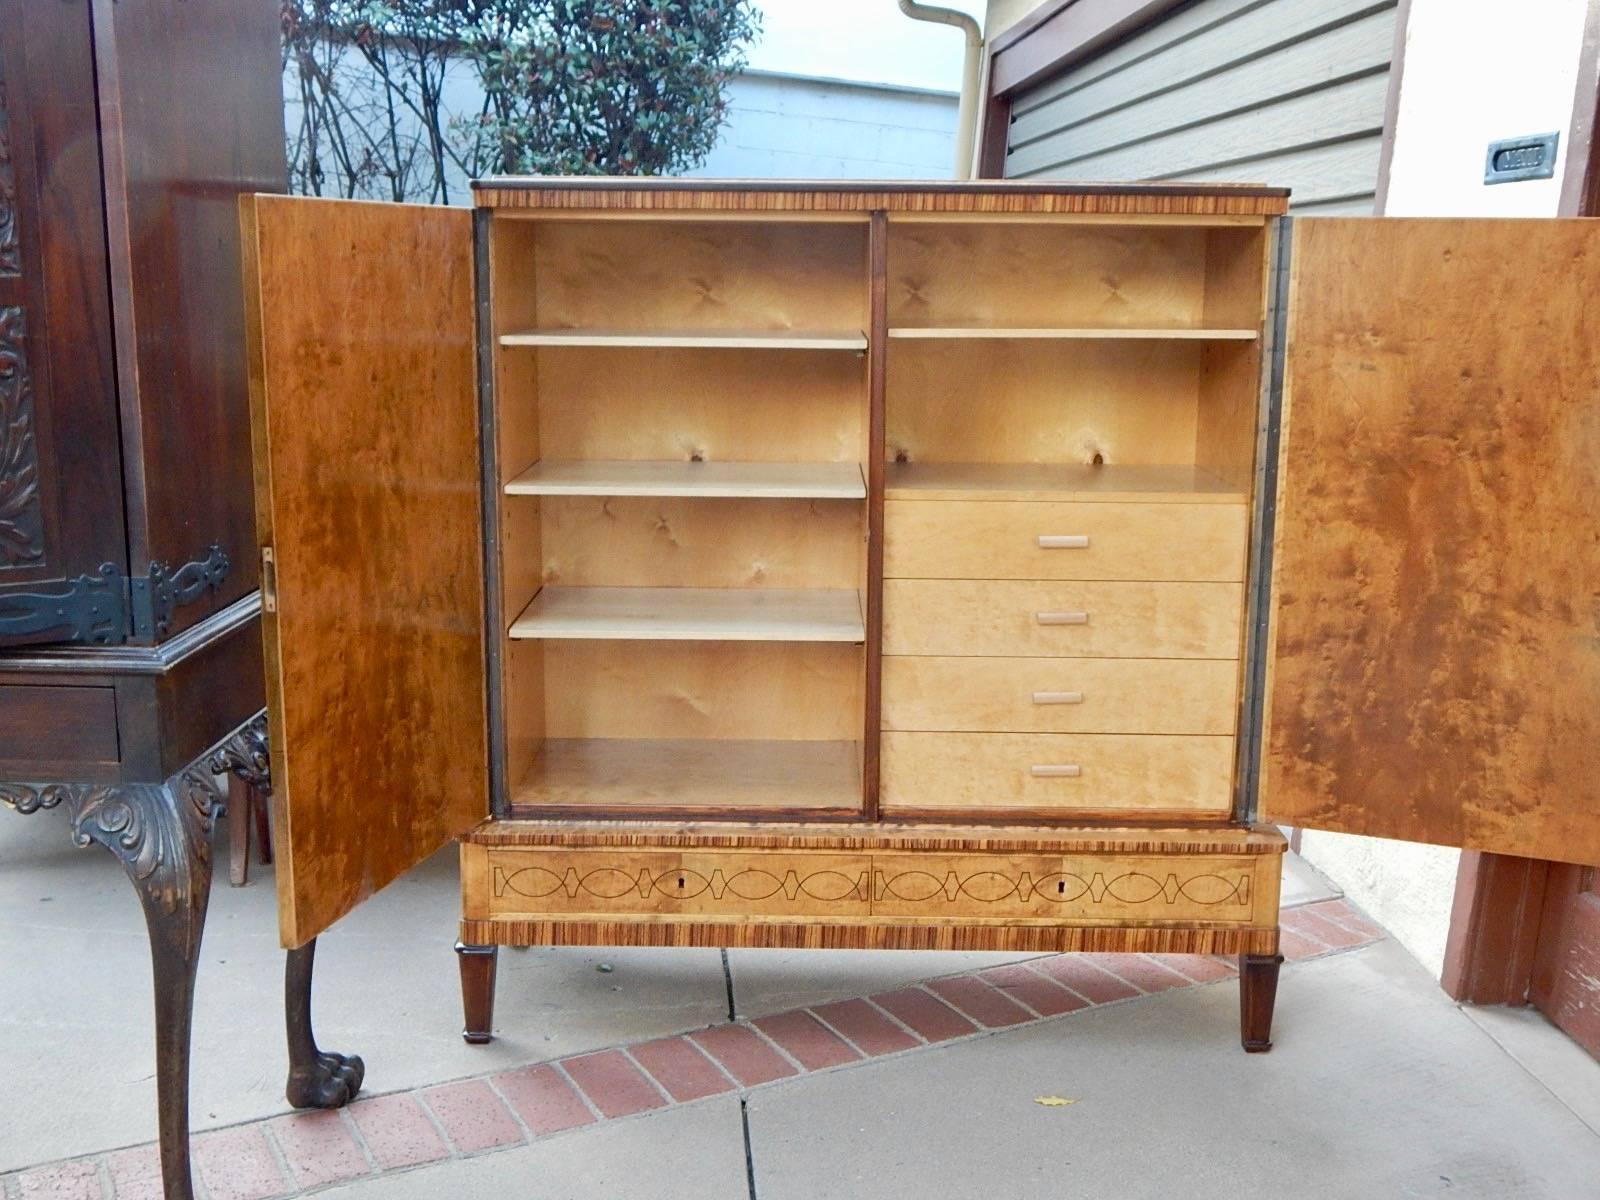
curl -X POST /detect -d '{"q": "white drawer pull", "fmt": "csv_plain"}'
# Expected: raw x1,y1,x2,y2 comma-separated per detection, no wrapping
1036,610,1089,625
1038,534,1089,549
1030,764,1082,778
1032,690,1084,705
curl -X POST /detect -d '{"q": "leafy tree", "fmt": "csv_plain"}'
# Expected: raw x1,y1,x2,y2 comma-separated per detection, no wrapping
281,0,761,202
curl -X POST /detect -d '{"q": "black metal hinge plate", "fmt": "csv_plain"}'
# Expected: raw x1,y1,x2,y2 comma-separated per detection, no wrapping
0,543,230,647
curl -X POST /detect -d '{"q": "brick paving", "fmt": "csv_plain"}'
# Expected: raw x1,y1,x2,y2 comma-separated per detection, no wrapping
3,897,1382,1200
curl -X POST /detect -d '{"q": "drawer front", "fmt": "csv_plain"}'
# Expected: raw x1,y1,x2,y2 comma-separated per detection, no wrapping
869,852,1266,925
882,655,1238,734
0,685,119,766
485,849,872,919
884,500,1249,581
881,731,1234,815
883,578,1244,659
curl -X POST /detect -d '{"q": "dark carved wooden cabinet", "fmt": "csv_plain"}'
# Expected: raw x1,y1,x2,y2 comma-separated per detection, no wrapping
0,4,338,1200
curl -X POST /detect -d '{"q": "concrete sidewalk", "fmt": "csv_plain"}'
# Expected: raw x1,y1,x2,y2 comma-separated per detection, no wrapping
3,809,1599,1199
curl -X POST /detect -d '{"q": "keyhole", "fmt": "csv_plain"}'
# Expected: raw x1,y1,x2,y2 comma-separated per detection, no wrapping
677,877,686,889
1057,881,1066,894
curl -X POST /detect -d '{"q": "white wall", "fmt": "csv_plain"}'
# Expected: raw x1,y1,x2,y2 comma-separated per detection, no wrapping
1298,0,1591,981
284,55,956,201
689,72,957,180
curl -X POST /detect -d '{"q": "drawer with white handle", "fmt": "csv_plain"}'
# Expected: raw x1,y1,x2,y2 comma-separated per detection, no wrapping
883,579,1244,658
883,500,1248,581
880,731,1235,815
881,655,1239,735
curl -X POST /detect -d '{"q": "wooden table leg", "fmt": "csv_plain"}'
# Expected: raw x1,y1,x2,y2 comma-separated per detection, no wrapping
2,766,222,1200
1240,951,1285,1052
226,775,251,886
285,938,365,1108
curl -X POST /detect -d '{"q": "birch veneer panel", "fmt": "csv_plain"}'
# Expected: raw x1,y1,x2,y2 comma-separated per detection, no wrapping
509,586,865,642
500,328,868,350
887,326,1258,340
880,731,1235,816
509,738,861,812
884,462,1245,504
505,460,867,499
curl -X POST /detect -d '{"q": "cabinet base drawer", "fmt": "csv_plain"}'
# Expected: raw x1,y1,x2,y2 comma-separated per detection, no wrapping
880,731,1234,817
460,821,1284,954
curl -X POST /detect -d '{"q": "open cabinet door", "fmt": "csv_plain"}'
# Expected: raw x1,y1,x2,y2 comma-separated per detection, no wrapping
1261,217,1600,866
241,196,487,947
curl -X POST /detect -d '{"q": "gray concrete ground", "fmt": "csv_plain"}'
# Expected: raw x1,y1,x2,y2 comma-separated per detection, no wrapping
4,807,1600,1197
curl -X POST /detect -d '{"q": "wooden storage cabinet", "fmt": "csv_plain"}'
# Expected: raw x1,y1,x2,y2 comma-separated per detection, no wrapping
243,183,1600,1055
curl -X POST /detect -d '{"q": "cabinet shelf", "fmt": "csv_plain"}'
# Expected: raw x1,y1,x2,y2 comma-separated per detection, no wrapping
887,326,1258,341
500,328,868,350
510,586,865,642
505,459,866,500
885,462,1248,504
510,738,861,812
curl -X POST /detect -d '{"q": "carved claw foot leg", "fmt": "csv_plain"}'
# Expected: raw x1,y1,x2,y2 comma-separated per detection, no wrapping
1239,951,1285,1052
285,937,365,1108
457,942,499,1045
2,769,223,1200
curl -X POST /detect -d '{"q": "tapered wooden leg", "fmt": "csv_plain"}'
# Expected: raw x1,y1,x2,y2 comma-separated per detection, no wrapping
226,775,251,886
1239,952,1285,1052
457,942,499,1044
285,937,365,1108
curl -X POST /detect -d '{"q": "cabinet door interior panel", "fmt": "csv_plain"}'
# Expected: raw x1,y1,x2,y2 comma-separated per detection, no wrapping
510,738,862,814
543,641,863,741
883,655,1239,735
1263,217,1600,864
242,195,487,946
506,460,867,499
884,500,1249,582
536,496,864,590
884,579,1245,659
881,731,1235,815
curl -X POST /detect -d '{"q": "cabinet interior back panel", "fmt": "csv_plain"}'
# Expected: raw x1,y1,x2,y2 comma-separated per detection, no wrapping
888,222,1263,330
534,347,865,463
887,339,1203,466
532,220,869,333
537,496,864,590
543,642,863,741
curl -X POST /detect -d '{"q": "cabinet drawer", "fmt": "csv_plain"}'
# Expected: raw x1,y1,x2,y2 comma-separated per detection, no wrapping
484,849,872,920
883,578,1243,659
0,685,119,766
882,655,1238,734
884,500,1248,581
881,732,1234,815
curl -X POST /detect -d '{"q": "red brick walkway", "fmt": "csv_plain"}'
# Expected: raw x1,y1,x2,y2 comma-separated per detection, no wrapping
4,898,1382,1200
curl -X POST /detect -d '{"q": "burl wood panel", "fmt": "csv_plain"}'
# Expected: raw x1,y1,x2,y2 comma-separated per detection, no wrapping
242,195,487,946
1264,219,1600,864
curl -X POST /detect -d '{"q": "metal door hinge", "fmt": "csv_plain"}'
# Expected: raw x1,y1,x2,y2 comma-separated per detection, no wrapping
0,543,231,647
261,546,277,614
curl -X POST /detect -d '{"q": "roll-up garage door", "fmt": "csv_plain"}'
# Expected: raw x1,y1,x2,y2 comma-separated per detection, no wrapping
1002,0,1399,214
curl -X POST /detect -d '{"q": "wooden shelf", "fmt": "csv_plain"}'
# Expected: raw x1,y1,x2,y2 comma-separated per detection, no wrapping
510,738,861,811
500,328,868,350
885,462,1248,504
887,326,1258,341
510,586,865,642
505,460,866,500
